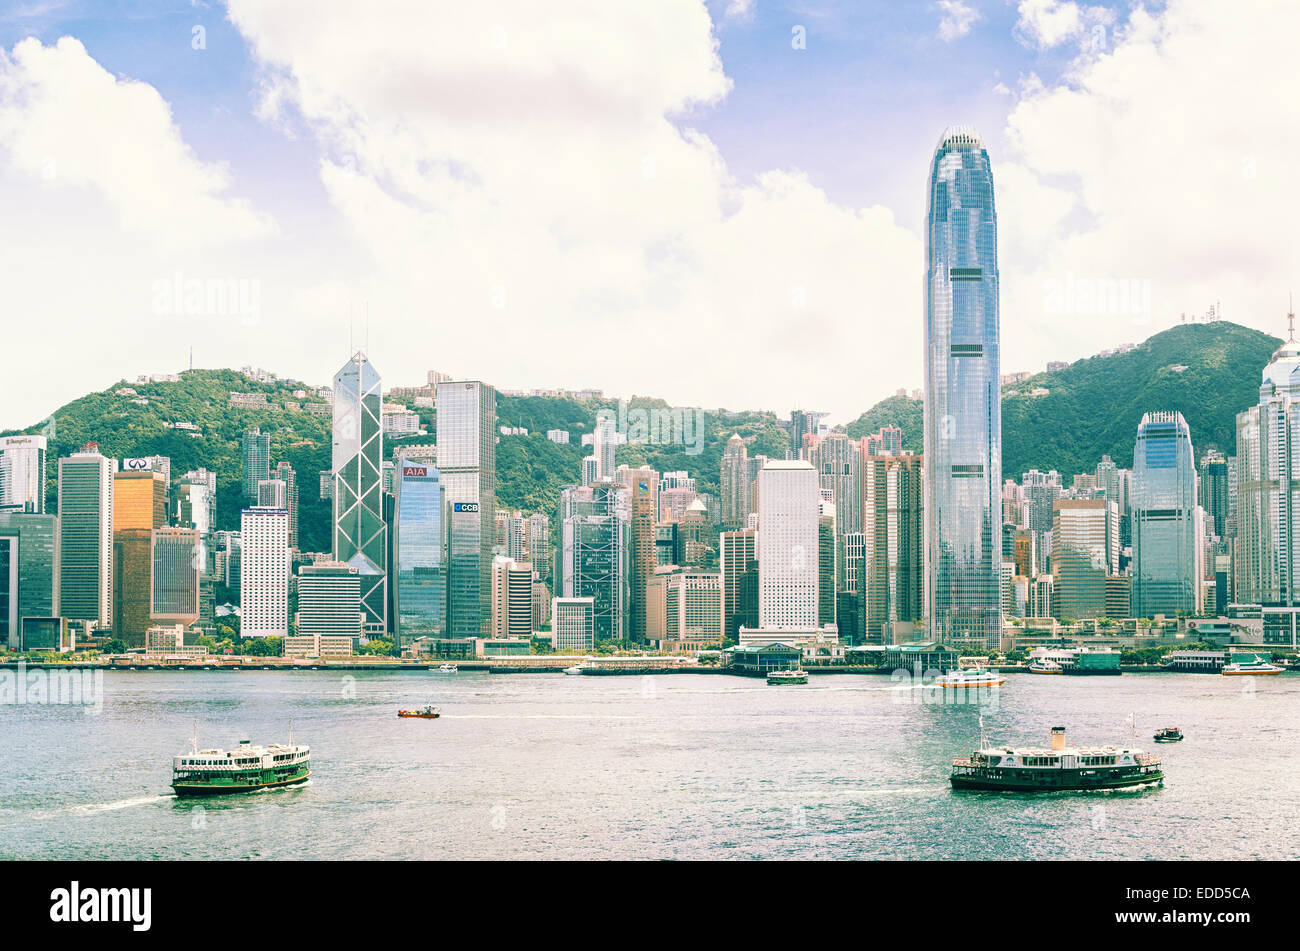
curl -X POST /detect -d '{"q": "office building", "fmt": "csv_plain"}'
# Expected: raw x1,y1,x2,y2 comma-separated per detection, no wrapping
552,596,595,652
296,562,361,640
0,434,47,513
1132,411,1200,616
392,462,445,643
58,447,115,631
491,557,534,640
241,507,290,637
242,427,271,501
333,351,387,632
151,526,200,630
0,512,59,649
757,460,818,629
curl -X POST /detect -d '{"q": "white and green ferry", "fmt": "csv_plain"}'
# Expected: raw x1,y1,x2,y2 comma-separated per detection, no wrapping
171,729,310,797
951,726,1163,792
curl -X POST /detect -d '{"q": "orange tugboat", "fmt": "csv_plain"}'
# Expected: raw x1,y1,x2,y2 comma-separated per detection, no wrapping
397,704,441,719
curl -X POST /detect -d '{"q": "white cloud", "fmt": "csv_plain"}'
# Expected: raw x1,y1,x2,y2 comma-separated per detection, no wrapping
224,0,922,424
1013,0,1112,52
937,0,980,42
997,0,1300,377
0,36,274,247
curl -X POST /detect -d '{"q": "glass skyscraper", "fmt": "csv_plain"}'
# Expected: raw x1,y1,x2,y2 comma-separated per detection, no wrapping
436,381,496,637
923,125,1002,648
332,352,387,632
393,463,445,643
1131,411,1200,616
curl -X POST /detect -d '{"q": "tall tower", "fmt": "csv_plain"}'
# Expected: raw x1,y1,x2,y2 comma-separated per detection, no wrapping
756,460,819,629
923,125,1002,649
58,447,116,632
720,434,750,529
1132,411,1200,617
332,351,387,632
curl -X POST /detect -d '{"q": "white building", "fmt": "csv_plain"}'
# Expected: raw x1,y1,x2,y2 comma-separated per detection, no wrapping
757,460,819,629
552,596,595,652
240,507,290,637
0,434,47,513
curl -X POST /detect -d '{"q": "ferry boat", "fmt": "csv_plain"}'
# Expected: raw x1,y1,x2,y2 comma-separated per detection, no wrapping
171,727,310,797
767,668,809,685
397,704,441,719
1221,661,1283,676
932,667,1005,688
1152,726,1184,743
1026,658,1063,674
950,726,1163,792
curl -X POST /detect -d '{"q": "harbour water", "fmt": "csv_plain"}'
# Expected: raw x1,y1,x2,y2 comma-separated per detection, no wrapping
3,670,1297,859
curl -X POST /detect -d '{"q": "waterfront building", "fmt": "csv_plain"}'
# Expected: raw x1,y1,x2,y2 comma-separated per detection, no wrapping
151,527,200,631
552,596,595,652
240,507,290,637
491,557,534,640
1132,411,1201,617
757,460,819,630
333,352,387,633
923,125,1002,649
436,380,497,636
1050,499,1119,621
0,434,47,513
58,448,115,632
861,452,924,644
719,528,758,642
241,427,271,501
0,512,59,649
392,462,444,643
296,562,361,640
113,468,167,647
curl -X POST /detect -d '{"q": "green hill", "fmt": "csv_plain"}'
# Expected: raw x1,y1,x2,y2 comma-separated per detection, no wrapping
4,320,1279,553
841,320,1279,476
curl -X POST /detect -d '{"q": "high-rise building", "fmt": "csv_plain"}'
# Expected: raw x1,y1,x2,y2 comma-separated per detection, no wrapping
0,434,47,513
58,448,115,631
257,478,287,509
552,596,595,652
593,411,617,481
558,481,628,643
817,500,836,627
392,462,445,643
0,512,59,649
333,352,387,633
241,428,271,501
720,434,750,529
151,527,200,630
491,557,534,639
627,471,658,643
296,562,361,640
1199,450,1229,540
862,453,924,643
1050,499,1119,621
924,125,1002,649
719,528,758,642
240,507,289,637
174,469,216,575
274,461,299,550
113,468,167,646
526,512,550,584
1132,412,1200,617
436,380,496,636
757,460,818,629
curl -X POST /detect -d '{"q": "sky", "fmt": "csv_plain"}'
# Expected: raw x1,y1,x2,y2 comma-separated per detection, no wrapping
0,0,1294,429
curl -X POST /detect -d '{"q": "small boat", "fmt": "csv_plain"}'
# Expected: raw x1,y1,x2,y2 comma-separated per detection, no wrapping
1221,661,1283,676
397,705,441,719
1026,658,1063,674
1153,726,1184,743
563,665,586,675
933,668,1005,688
431,663,458,674
767,668,809,685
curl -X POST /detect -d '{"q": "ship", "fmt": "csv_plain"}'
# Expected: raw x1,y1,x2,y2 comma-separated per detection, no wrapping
932,668,1005,688
397,704,441,719
950,726,1163,792
1221,661,1283,676
431,663,458,674
171,726,310,797
767,668,809,685
1152,726,1184,743
1026,658,1063,674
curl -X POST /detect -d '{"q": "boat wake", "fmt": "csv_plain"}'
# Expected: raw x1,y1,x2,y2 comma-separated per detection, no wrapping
29,793,174,819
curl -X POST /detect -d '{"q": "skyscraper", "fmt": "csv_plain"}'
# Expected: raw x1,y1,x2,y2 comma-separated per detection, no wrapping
0,512,59,649
923,125,1002,648
756,460,818,629
1198,450,1228,540
1132,411,1200,617
1051,499,1119,621
241,428,271,501
241,507,289,637
436,380,496,636
0,434,47,513
113,468,167,646
862,452,924,643
557,481,628,643
490,557,534,639
719,528,758,641
392,462,445,643
274,461,299,550
58,447,115,632
333,352,387,632
151,526,200,631
627,470,658,643
720,434,750,529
